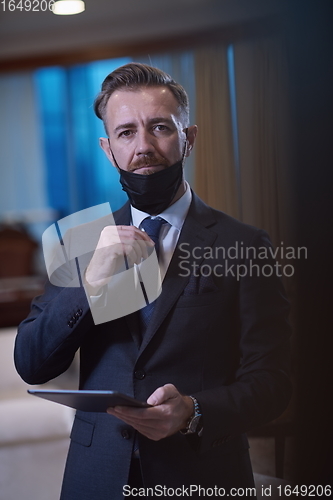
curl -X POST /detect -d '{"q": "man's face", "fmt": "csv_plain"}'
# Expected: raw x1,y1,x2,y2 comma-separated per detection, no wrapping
100,86,196,175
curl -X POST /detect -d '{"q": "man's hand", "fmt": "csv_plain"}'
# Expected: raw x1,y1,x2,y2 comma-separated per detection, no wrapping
107,384,194,441
85,225,154,294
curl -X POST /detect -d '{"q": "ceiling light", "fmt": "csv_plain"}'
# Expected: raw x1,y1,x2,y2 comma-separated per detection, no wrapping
52,0,85,15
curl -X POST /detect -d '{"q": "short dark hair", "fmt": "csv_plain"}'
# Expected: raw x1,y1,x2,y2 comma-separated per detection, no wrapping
94,62,189,130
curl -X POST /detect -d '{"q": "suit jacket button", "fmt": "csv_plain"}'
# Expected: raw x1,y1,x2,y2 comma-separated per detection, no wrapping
121,429,131,439
134,369,146,380
68,320,74,328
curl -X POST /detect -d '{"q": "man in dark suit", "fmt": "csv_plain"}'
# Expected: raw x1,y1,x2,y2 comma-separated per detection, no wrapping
14,63,291,499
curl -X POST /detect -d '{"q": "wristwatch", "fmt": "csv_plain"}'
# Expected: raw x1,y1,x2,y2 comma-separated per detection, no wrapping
180,396,203,436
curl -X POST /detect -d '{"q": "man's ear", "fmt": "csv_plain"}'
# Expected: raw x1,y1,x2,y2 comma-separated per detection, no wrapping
99,137,114,164
185,125,198,157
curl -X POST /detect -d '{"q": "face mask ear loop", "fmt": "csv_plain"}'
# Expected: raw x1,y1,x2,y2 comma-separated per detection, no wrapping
181,128,189,168
108,138,122,171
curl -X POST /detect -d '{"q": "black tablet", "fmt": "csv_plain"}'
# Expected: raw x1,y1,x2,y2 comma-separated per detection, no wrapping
28,389,151,412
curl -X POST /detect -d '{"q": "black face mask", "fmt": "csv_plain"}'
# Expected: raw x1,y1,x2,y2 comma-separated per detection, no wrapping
109,135,188,215
118,159,184,215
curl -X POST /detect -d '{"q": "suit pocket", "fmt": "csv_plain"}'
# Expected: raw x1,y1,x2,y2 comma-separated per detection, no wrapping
70,415,95,447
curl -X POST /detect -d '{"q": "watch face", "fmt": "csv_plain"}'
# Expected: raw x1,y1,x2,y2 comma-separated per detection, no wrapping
189,415,201,433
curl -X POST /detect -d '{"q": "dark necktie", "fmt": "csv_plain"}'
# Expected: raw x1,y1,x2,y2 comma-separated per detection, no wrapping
139,217,166,332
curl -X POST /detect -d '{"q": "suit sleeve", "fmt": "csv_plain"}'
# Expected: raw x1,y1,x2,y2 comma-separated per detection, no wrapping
14,268,94,385
192,229,292,454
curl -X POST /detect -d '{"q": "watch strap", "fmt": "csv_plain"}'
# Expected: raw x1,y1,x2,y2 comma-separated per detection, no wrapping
179,396,203,436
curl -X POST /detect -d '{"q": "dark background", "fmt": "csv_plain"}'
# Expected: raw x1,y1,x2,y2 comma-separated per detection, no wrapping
287,0,333,485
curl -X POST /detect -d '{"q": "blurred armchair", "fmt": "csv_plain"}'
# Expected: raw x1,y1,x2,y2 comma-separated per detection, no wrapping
0,224,44,328
0,223,38,278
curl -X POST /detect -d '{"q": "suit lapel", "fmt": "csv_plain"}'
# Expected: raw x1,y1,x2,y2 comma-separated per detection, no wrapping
138,193,218,355
113,201,131,226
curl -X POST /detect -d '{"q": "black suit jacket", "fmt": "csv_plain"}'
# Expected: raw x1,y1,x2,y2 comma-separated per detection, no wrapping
15,193,292,499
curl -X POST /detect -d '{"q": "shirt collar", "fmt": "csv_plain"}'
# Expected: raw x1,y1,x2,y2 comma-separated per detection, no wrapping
131,181,192,231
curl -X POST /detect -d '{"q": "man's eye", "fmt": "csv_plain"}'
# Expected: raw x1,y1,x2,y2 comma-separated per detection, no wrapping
119,130,133,137
154,125,168,132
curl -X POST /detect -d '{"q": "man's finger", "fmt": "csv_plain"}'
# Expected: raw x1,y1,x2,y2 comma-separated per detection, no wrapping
147,383,178,406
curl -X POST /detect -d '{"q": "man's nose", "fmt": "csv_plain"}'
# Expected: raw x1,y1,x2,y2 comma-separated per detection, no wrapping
135,129,156,156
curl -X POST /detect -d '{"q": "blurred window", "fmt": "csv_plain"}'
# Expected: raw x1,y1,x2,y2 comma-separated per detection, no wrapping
34,57,131,217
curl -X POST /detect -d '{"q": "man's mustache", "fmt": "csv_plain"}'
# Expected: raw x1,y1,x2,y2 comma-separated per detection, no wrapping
128,156,169,172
